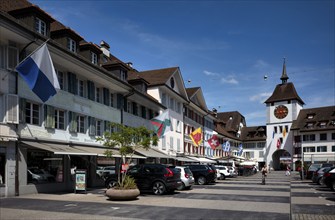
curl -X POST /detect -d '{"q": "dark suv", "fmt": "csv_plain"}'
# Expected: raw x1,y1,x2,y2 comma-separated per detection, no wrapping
185,164,216,185
104,164,182,195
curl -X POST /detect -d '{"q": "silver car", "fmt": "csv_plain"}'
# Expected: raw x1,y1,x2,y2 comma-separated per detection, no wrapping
174,166,195,190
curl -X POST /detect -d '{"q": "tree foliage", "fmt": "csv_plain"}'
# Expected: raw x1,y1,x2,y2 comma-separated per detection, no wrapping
97,123,158,189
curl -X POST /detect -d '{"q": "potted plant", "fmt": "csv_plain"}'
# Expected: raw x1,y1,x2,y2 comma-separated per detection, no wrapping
97,123,158,200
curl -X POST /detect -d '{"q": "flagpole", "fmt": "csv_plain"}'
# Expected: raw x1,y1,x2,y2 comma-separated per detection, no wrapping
16,38,51,68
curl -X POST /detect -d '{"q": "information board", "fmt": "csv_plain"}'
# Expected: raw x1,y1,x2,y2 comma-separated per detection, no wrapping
75,170,86,193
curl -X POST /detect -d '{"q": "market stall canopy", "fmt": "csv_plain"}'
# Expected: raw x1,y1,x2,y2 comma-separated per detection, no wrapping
186,156,217,164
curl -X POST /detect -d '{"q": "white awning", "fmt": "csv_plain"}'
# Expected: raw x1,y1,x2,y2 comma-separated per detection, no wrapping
186,156,217,164
21,141,146,159
173,156,197,162
135,148,170,158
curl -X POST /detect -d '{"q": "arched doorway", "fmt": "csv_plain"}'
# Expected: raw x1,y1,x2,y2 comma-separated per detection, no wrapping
272,149,291,170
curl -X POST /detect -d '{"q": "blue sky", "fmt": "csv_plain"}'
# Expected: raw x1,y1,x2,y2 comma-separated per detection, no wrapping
31,0,334,126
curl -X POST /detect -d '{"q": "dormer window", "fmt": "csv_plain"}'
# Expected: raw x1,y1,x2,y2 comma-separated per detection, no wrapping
170,77,175,89
319,121,327,128
91,51,98,64
67,38,76,53
306,122,314,129
35,17,46,36
307,114,315,119
120,70,127,81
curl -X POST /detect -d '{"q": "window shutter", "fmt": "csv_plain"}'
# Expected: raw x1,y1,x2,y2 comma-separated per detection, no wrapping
19,97,26,123
44,105,55,128
69,111,77,132
5,94,19,124
88,116,96,136
116,94,123,109
103,88,110,106
67,72,77,95
87,80,95,101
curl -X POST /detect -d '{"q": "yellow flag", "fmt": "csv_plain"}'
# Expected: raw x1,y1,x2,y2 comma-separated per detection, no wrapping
190,127,202,147
283,127,286,138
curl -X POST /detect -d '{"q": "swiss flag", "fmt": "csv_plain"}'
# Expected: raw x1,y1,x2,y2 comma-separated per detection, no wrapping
207,135,220,150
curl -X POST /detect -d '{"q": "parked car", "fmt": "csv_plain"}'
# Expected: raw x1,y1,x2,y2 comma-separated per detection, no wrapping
312,167,332,185
215,165,231,180
96,166,116,178
208,164,219,182
27,168,55,183
173,166,195,190
322,166,335,191
104,164,182,195
307,163,333,179
185,164,216,185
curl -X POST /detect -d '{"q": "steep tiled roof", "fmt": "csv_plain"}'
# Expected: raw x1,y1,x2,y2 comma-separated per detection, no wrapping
137,67,178,86
291,106,335,132
264,82,304,104
240,126,267,142
51,21,83,41
216,111,245,132
186,87,200,98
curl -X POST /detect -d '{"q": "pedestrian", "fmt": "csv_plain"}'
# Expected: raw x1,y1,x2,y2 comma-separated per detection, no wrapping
261,164,268,185
285,166,291,176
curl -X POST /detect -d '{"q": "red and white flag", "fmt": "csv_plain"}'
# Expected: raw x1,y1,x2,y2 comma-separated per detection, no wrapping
207,135,220,150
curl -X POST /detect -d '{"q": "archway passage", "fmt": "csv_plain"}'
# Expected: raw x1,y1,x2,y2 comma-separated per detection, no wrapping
272,149,291,170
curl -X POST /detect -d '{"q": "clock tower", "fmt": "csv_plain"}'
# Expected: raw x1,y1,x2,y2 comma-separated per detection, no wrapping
264,60,304,170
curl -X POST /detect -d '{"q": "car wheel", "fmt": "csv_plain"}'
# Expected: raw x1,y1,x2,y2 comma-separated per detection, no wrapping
106,179,117,189
152,181,166,195
177,182,185,190
221,174,226,180
197,176,206,185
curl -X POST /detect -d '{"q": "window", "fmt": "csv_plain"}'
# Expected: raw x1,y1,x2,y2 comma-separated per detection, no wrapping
303,146,315,152
332,145,335,152
96,120,102,136
320,133,327,141
96,88,100,102
132,102,138,116
169,97,174,110
176,120,181,133
67,38,76,53
91,52,98,64
78,79,85,97
177,138,181,152
170,137,174,150
87,80,95,100
56,70,64,90
332,133,335,140
317,146,327,152
67,72,78,95
8,45,18,70
55,109,65,130
161,93,167,106
303,134,316,142
77,115,85,133
176,102,181,114
120,70,127,81
25,102,39,125
319,122,327,128
307,114,314,119
259,151,264,158
141,106,146,119
274,126,278,133
35,17,46,36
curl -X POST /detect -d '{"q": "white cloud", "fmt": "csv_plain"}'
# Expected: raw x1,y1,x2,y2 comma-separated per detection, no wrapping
249,92,272,103
253,59,269,69
220,76,239,85
203,70,219,76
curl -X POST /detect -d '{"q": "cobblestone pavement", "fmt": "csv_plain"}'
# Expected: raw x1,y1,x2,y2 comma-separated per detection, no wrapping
0,171,334,219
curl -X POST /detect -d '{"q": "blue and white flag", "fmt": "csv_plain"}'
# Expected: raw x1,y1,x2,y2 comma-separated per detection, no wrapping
238,144,243,156
222,140,231,152
16,43,60,102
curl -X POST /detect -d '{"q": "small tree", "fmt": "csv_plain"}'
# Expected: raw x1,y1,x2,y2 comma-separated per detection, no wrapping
97,123,158,189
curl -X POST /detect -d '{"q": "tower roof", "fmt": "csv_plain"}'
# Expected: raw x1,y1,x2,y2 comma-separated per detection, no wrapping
280,59,289,84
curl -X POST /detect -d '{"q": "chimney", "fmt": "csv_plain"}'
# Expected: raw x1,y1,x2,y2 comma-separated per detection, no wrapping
126,62,133,68
100,40,110,57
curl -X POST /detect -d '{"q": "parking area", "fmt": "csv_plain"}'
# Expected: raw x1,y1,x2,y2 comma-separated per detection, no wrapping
1,171,334,220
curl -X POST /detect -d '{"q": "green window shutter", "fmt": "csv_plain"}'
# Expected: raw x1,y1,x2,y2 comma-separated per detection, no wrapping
19,98,26,123
116,94,123,109
103,88,110,106
87,80,95,101
44,105,55,128
88,116,96,136
69,111,77,132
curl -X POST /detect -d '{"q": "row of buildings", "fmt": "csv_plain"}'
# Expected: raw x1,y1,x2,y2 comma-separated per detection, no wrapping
0,0,334,197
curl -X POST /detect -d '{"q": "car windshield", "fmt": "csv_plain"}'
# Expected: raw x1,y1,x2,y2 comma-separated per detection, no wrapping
184,168,192,175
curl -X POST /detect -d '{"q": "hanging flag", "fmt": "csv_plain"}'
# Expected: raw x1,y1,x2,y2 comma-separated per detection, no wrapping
207,135,220,150
16,42,60,102
150,109,172,138
238,144,243,156
276,139,281,149
283,126,287,138
190,127,202,147
272,130,275,139
222,140,231,152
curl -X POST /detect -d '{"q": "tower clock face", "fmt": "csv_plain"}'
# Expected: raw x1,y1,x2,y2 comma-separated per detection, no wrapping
274,105,288,119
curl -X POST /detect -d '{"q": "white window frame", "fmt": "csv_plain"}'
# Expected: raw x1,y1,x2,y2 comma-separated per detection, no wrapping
55,109,65,130
78,79,85,97
77,115,85,133
96,87,101,103
35,17,46,36
67,38,76,53
91,51,98,64
96,120,102,136
25,101,40,125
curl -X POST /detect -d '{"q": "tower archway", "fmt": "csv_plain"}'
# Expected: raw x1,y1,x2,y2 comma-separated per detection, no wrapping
272,149,291,170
